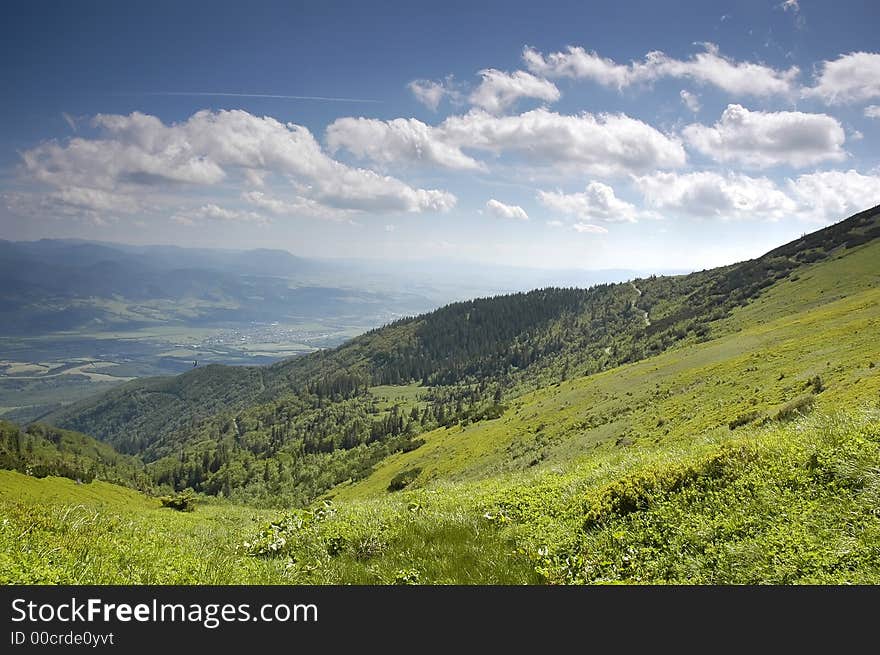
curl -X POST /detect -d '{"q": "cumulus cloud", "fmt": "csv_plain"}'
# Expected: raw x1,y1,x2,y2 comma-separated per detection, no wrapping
523,45,635,89
635,169,880,223
17,109,457,220
804,52,880,104
486,198,528,220
865,105,880,119
683,104,847,168
326,116,484,171
524,42,799,97
468,69,560,114
680,90,701,113
635,171,797,220
325,108,685,176
538,181,639,223
786,169,880,221
440,108,686,175
408,76,461,111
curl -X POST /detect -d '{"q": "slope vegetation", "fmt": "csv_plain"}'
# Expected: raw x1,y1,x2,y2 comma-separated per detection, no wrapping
40,205,880,508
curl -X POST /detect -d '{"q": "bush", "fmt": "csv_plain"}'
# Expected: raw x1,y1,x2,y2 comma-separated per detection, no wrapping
774,395,815,422
400,438,426,453
729,410,760,430
160,492,197,512
387,467,422,492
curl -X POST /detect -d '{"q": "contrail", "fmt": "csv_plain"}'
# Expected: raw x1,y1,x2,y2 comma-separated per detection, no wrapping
133,91,381,103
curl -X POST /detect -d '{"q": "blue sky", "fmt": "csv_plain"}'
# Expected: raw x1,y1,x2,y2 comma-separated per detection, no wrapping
1,0,878,271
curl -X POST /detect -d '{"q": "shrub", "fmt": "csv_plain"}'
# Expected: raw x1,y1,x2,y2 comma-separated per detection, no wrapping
774,395,815,422
387,467,422,492
159,492,196,512
729,410,761,430
582,444,757,530
400,438,425,453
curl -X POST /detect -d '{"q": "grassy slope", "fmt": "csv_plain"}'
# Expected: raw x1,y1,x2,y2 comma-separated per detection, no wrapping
0,471,288,584
331,240,880,500
1,238,878,585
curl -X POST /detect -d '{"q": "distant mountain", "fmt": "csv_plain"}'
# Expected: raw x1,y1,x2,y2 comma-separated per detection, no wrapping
42,205,880,506
0,239,436,333
0,239,651,335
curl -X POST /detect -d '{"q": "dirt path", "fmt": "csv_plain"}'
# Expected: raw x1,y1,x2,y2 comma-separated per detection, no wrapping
629,282,651,327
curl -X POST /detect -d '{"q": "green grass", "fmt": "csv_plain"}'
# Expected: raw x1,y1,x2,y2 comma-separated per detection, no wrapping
0,471,290,584
367,383,430,417
6,405,876,584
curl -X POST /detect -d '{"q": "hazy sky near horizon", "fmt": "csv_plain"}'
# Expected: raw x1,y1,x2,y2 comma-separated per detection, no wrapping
1,0,878,272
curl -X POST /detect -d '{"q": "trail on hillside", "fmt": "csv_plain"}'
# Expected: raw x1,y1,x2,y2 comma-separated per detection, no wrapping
629,282,650,326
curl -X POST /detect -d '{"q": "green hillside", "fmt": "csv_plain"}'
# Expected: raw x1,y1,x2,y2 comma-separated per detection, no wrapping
41,205,880,508
0,420,151,490
332,238,880,499
2,205,879,584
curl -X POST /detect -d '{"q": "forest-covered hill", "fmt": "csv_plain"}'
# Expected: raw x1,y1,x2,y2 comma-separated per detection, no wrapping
36,204,880,506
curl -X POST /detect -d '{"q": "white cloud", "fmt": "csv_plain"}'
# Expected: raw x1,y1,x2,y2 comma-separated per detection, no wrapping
324,108,685,177
523,45,634,89
486,198,528,221
468,69,560,114
384,224,395,232
787,169,880,222
635,168,880,223
680,90,701,113
18,109,457,219
780,0,799,10
538,181,639,223
243,168,268,187
408,76,460,111
176,203,268,225
865,105,880,119
804,52,880,104
572,223,608,234
546,219,564,227
635,171,798,220
326,116,484,171
440,108,686,175
50,186,141,214
524,42,799,97
683,104,847,168
3,188,131,225
241,190,351,221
